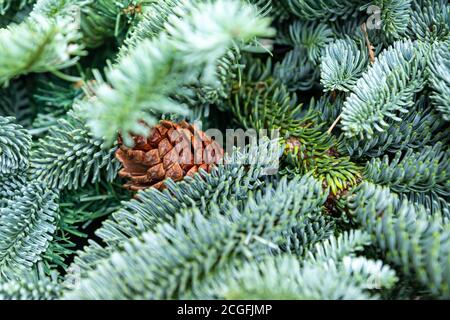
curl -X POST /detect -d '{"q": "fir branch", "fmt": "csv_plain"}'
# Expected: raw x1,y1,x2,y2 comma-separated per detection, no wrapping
64,175,327,299
0,174,27,207
196,231,396,300
284,0,366,21
257,0,291,21
32,0,138,48
198,255,375,299
407,0,450,43
281,215,335,257
0,0,35,27
341,99,450,159
0,79,34,128
0,266,61,300
229,78,304,132
30,113,120,191
428,40,450,121
349,182,450,298
308,94,345,126
273,48,318,91
42,181,129,272
0,0,34,15
30,74,84,135
79,0,274,146
341,40,428,139
117,0,181,58
0,15,84,85
366,0,412,43
320,38,368,92
66,139,282,282
0,0,448,301
197,48,242,104
364,144,449,195
284,20,334,64
284,147,361,196
76,0,136,48
364,144,450,216
308,229,371,263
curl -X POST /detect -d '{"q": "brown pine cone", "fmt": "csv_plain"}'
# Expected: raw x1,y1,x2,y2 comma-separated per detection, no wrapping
115,120,224,191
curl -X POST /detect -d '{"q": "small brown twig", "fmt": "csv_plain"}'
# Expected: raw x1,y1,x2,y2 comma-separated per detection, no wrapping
361,23,375,65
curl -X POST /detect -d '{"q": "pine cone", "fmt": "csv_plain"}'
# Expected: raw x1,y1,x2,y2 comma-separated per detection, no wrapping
115,120,224,191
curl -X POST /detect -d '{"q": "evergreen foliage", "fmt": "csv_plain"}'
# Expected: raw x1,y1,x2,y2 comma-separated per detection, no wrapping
364,144,450,216
67,140,281,281
341,40,427,139
196,231,397,300
284,0,366,21
30,113,120,190
65,175,328,299
0,174,27,203
341,98,450,159
429,40,450,121
79,0,275,146
407,0,450,43
321,38,368,92
367,0,412,43
0,79,33,127
0,265,61,300
0,13,84,85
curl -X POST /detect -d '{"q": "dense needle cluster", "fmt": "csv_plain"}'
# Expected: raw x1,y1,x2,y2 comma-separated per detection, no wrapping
116,120,223,191
0,0,449,300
